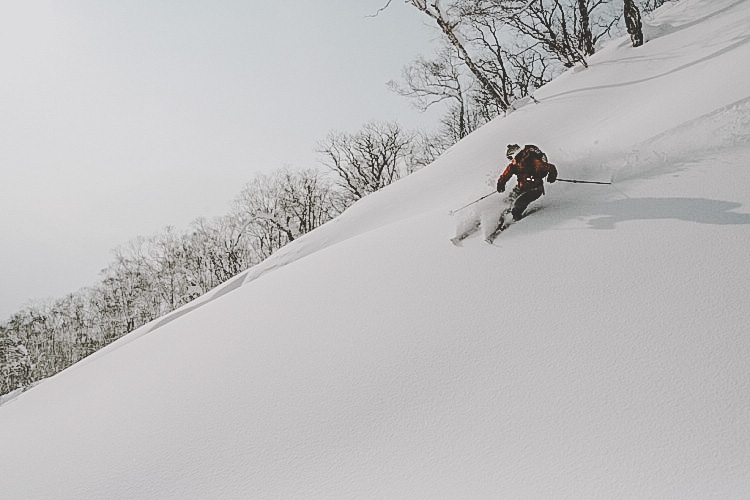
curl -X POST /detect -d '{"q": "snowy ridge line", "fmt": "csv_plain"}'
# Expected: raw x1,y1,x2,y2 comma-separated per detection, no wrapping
609,95,750,182
240,204,447,288
8,185,451,384
540,35,750,107
549,95,750,187
642,0,747,40
25,270,252,380
0,264,252,407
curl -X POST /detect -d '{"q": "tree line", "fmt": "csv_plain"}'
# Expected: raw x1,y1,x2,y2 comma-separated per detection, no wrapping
1,0,668,397
388,0,662,143
0,122,429,395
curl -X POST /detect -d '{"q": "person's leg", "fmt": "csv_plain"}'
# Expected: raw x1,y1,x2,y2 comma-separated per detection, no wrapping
511,187,543,220
498,187,521,228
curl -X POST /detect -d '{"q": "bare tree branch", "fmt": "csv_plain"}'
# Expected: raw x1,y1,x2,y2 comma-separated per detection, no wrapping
367,0,395,17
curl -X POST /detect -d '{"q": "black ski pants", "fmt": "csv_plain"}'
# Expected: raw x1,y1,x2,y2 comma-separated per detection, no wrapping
509,186,544,220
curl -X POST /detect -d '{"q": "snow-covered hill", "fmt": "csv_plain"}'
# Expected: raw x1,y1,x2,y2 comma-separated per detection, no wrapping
2,0,750,497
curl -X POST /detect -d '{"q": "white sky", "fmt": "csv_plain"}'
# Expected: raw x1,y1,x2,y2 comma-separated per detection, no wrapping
0,0,441,318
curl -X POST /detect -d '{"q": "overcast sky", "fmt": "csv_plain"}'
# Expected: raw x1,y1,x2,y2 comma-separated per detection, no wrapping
0,1,442,319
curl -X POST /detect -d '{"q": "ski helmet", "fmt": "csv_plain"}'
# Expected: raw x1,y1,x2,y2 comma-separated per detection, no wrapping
506,144,521,160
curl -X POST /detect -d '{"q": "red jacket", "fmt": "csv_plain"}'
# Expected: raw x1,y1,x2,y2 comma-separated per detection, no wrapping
497,145,557,193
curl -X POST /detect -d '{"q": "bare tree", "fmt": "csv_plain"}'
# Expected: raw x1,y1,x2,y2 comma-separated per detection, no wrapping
0,325,31,394
277,168,346,235
640,0,668,13
408,130,452,169
392,0,613,119
577,0,595,55
147,227,194,311
233,173,294,261
389,44,486,141
624,0,643,47
318,121,415,201
506,0,619,68
97,239,161,335
188,215,256,288
458,0,549,96
406,0,514,109
233,168,344,260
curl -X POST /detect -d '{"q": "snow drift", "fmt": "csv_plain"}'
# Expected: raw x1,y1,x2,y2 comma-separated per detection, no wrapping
2,0,750,497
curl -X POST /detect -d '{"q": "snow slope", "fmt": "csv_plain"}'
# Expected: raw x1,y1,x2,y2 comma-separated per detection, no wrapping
2,0,750,497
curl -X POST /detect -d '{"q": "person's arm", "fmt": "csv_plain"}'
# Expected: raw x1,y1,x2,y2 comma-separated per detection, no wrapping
497,163,514,192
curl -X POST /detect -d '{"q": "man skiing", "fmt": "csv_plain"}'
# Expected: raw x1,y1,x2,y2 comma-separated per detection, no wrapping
495,144,558,230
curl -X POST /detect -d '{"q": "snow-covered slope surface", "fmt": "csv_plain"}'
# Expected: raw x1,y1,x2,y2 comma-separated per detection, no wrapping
2,0,750,497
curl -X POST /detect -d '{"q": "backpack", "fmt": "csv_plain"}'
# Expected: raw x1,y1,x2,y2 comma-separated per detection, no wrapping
516,145,548,164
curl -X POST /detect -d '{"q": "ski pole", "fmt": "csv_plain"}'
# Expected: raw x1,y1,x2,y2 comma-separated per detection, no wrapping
449,192,496,215
556,178,612,185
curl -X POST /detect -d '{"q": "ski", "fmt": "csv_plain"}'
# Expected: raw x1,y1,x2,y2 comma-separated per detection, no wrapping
485,205,542,244
485,225,506,244
484,208,513,244
452,205,542,246
450,220,481,246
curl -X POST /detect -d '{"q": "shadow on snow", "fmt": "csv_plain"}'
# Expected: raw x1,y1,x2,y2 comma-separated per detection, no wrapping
586,197,750,229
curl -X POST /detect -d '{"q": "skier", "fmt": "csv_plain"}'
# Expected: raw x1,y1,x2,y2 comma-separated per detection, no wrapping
495,144,558,230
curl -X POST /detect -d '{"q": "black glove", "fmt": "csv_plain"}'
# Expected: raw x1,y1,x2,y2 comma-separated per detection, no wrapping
496,180,505,193
547,164,557,183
